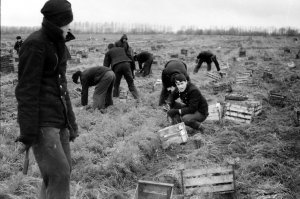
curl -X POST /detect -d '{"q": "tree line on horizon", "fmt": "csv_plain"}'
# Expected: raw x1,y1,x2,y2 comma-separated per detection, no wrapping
1,22,299,36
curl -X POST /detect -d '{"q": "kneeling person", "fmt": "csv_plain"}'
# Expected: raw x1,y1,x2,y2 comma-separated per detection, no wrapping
167,74,208,130
72,66,115,110
134,51,154,77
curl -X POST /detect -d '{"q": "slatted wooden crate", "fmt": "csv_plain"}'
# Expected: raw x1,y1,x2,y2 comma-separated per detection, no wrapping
225,93,248,101
206,72,222,82
180,165,236,196
119,90,128,103
1,55,14,73
239,48,246,57
212,82,232,92
262,71,273,79
152,79,163,92
181,49,188,56
206,103,222,121
268,92,286,107
224,101,262,124
170,53,179,58
157,122,188,149
133,180,174,199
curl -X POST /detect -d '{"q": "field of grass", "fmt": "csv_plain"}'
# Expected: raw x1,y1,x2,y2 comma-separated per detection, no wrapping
1,34,300,199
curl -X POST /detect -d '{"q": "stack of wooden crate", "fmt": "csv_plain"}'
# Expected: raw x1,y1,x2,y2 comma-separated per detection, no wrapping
268,91,286,107
224,100,262,124
0,54,14,73
206,72,222,82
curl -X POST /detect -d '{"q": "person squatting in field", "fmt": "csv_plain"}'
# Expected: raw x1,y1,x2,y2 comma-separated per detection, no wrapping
193,51,222,77
166,73,209,130
15,0,78,198
134,51,154,77
72,66,115,110
115,34,136,78
159,60,190,106
103,43,139,99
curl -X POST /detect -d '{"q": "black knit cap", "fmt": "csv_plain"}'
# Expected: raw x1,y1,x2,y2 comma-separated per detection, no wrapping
41,0,73,27
173,73,187,82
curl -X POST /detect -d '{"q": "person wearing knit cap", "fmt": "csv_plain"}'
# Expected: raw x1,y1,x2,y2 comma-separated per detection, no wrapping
15,0,77,198
166,73,208,131
14,36,23,54
159,60,190,106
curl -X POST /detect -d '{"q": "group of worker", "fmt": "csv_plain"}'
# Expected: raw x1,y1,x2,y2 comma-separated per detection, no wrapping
14,0,222,198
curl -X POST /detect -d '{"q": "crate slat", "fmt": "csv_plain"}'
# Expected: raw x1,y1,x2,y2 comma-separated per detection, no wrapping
185,184,235,195
183,166,233,177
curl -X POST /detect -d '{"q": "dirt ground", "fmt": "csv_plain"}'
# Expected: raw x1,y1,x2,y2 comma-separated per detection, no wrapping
1,34,300,199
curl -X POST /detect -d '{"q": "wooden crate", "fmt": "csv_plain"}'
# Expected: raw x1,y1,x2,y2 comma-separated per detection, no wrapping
206,103,222,121
224,101,262,124
133,180,173,199
180,165,236,196
206,72,222,82
119,90,128,103
152,79,163,92
181,49,188,56
157,122,188,149
212,82,232,92
268,92,286,107
225,93,248,101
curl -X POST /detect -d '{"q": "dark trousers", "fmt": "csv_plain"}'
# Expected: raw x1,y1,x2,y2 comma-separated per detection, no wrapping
168,102,207,129
159,85,170,106
93,71,115,109
32,127,71,199
140,58,153,77
113,62,139,99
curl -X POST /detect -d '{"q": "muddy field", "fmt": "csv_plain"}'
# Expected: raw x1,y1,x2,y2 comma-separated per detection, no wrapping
1,34,300,199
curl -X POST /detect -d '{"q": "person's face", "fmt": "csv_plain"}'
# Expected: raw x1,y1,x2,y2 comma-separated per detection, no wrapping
123,38,127,42
60,24,70,38
175,80,187,92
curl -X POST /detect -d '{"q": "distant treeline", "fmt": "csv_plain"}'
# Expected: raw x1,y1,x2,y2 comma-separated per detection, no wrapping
1,22,299,36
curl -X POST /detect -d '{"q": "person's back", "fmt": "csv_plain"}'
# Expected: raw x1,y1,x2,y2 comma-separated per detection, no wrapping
134,51,153,77
103,47,132,70
194,50,221,75
197,51,214,62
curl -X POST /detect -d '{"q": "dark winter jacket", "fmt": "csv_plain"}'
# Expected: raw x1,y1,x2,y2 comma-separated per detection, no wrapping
80,66,112,106
115,34,129,52
14,40,23,54
168,82,208,116
161,60,190,88
15,18,78,145
197,51,216,62
134,51,153,69
103,47,132,71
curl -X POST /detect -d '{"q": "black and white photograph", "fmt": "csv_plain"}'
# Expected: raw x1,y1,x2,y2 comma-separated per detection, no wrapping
1,0,300,198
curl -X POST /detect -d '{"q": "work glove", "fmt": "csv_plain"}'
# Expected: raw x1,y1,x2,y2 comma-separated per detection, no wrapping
15,136,32,153
167,109,180,118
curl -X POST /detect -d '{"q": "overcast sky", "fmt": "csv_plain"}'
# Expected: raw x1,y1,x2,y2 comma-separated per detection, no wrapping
2,0,300,31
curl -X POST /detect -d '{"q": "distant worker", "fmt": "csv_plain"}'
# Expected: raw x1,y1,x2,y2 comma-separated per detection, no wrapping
115,34,136,77
65,28,75,42
159,60,190,106
134,51,154,77
103,43,139,100
166,73,208,130
72,66,115,110
193,51,222,77
14,36,23,54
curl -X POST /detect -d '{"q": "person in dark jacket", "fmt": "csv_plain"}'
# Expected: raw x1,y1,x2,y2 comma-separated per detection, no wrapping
159,60,190,106
72,66,115,110
134,51,154,77
14,36,23,54
193,51,222,77
103,43,139,99
167,73,208,130
115,34,136,77
15,0,77,198
65,28,75,42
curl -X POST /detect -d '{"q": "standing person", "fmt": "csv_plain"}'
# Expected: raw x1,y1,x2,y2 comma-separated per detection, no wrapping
115,34,136,77
134,51,154,77
15,0,78,198
159,60,190,106
193,51,222,77
65,28,75,42
103,43,139,99
166,73,208,130
72,66,115,110
14,36,23,54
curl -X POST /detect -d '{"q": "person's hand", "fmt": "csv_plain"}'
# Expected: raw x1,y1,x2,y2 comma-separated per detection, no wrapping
167,109,179,117
69,129,79,142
